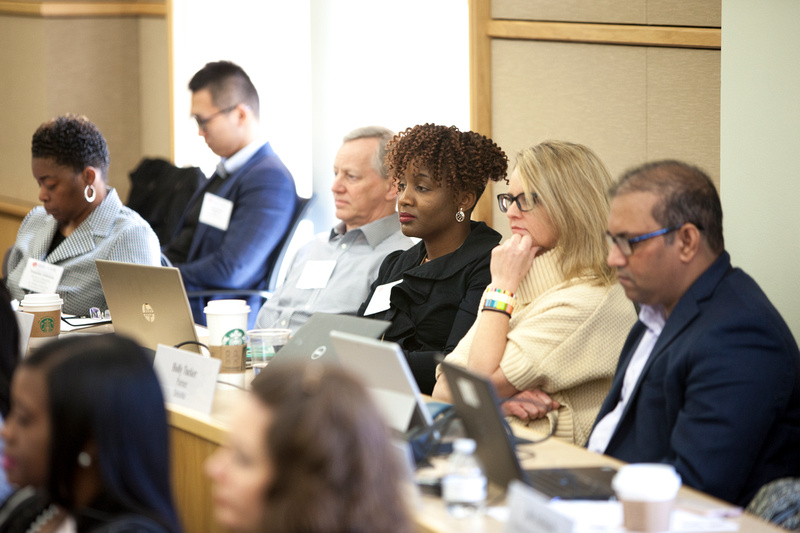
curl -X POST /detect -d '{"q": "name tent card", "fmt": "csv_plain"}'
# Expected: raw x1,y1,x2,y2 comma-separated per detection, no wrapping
153,344,221,415
506,480,574,533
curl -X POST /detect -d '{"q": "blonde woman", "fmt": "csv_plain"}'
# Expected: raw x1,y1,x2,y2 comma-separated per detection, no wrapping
432,140,637,445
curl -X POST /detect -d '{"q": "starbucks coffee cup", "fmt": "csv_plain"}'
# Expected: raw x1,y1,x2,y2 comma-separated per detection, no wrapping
612,464,681,532
20,293,63,338
204,300,250,387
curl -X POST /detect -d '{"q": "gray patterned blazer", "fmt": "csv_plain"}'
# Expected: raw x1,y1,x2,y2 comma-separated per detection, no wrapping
6,188,161,315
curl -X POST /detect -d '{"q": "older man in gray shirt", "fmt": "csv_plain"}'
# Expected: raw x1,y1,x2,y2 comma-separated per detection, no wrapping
255,126,414,332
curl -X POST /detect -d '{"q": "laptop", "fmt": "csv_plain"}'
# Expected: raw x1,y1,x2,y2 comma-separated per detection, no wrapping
270,313,390,365
441,361,616,500
95,260,201,355
330,331,434,434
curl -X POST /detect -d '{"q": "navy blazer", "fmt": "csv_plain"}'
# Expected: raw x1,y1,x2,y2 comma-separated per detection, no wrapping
173,143,297,323
358,221,501,394
593,252,800,506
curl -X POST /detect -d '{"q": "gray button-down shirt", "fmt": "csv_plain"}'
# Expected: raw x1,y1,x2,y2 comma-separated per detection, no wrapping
255,214,414,333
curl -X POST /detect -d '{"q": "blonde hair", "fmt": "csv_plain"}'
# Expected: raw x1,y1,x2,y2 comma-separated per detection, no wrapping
515,140,616,286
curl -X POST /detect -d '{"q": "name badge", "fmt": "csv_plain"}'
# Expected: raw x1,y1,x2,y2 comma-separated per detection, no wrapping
18,258,64,294
295,260,337,289
506,480,574,533
363,279,403,316
199,193,234,231
153,344,221,415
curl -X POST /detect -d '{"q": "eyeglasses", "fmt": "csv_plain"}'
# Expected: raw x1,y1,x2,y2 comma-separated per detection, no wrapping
605,226,683,257
193,105,238,130
497,192,537,213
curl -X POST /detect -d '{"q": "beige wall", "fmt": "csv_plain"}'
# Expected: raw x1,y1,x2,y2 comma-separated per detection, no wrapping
721,0,800,339
0,6,169,252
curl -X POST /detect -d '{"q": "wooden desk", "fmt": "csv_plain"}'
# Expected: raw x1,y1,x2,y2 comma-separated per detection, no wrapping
167,386,781,533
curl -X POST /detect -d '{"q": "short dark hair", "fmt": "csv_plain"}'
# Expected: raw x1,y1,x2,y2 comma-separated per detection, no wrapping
385,123,508,206
22,335,180,532
31,115,110,180
189,60,260,119
251,362,413,533
611,160,724,254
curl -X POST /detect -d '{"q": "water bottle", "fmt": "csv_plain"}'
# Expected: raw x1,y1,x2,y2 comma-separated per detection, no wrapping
442,438,487,518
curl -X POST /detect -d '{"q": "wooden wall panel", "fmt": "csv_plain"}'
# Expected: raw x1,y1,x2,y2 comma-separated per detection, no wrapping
646,47,720,185
491,0,720,27
492,0,646,24
647,0,721,28
489,39,720,237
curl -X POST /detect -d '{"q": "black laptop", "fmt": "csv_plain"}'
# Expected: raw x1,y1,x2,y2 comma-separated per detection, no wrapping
441,361,616,500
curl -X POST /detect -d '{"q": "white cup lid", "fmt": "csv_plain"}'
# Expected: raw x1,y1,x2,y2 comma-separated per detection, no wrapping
612,463,682,501
20,293,63,306
204,299,251,315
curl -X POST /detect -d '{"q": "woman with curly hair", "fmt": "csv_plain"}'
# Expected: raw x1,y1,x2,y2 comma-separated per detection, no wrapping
205,362,413,533
433,141,637,445
358,123,507,394
5,114,160,316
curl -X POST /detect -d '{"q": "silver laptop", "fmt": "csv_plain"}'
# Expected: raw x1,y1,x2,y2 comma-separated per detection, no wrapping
95,260,200,354
330,331,434,434
270,313,390,365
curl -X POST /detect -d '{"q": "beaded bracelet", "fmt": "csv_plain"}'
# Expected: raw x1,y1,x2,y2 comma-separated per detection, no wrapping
483,287,515,316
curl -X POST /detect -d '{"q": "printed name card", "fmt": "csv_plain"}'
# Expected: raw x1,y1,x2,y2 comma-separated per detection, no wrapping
363,279,403,316
19,258,64,294
153,344,221,415
506,480,574,533
199,192,234,231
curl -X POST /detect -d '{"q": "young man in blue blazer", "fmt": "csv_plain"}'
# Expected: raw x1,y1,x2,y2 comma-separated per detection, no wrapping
164,61,297,326
588,160,800,507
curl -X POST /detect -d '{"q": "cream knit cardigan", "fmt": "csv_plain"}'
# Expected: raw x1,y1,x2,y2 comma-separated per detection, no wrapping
437,248,637,446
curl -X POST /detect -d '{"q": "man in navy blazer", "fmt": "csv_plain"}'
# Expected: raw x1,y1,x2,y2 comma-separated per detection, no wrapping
587,160,800,506
164,61,297,325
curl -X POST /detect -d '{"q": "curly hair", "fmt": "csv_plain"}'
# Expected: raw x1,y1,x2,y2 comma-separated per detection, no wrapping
31,114,110,180
385,124,507,205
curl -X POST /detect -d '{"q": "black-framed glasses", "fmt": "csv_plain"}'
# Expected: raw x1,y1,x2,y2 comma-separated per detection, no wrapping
605,225,683,256
193,105,238,130
497,192,537,213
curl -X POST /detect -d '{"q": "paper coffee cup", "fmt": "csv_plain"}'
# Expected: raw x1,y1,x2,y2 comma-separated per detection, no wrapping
20,293,63,338
613,464,681,532
204,300,250,376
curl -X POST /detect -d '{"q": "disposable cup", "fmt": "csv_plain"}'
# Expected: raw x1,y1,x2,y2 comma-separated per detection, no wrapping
204,300,250,386
612,464,681,532
20,293,63,338
247,329,291,375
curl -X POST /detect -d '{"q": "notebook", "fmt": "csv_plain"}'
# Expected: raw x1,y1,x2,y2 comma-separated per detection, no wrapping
95,260,201,354
330,331,434,434
440,361,616,500
270,312,390,365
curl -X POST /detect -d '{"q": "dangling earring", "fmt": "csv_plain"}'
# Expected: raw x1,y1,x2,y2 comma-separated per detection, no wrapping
455,207,466,223
77,451,92,468
84,184,96,203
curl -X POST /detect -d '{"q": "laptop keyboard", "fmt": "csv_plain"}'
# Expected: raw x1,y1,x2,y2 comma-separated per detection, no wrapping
526,467,617,500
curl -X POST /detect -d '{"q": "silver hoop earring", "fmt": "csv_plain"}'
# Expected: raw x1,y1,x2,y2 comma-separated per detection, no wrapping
77,451,92,468
84,184,96,203
455,208,466,223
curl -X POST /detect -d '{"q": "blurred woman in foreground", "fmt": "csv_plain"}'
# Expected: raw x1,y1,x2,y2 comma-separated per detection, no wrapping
433,140,637,445
0,334,181,532
205,362,413,533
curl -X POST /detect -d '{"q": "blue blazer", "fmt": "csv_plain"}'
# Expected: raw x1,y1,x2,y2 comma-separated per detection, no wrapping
174,143,297,323
593,252,800,506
